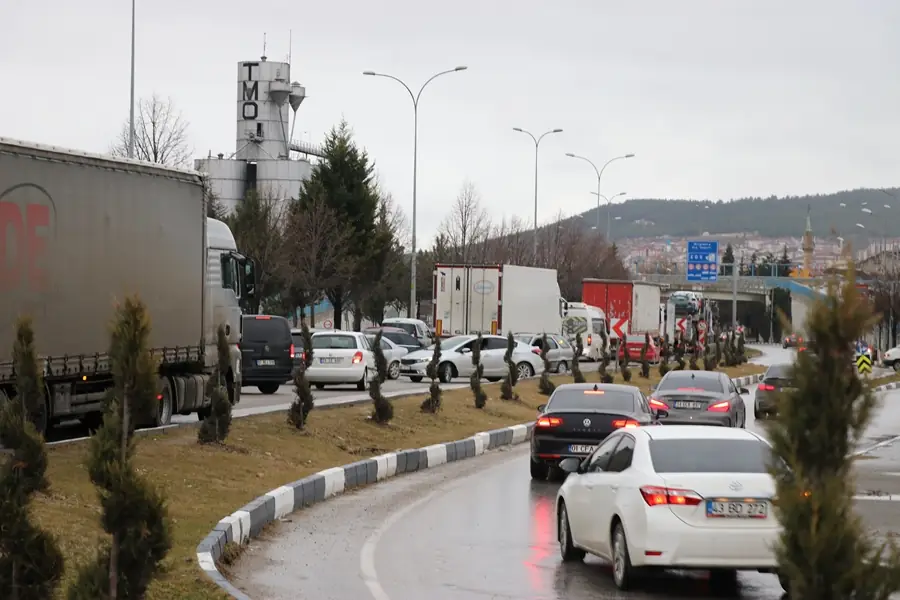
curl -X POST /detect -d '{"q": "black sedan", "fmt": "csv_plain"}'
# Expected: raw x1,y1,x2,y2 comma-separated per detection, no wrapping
530,383,659,480
755,363,794,419
648,370,749,428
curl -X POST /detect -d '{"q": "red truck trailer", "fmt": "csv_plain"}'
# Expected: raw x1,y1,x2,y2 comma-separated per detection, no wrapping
582,279,662,339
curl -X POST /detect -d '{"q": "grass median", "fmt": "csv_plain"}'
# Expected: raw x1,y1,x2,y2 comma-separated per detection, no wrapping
32,362,765,600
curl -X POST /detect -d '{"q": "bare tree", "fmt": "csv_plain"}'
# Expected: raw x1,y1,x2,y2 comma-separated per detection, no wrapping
110,94,191,167
438,182,491,263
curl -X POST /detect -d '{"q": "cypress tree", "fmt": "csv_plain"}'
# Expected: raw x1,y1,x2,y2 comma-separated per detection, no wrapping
571,333,586,384
620,340,632,382
538,333,556,395
500,332,521,400
369,331,393,423
287,324,315,429
639,333,650,378
469,334,488,408
420,337,442,413
198,324,233,444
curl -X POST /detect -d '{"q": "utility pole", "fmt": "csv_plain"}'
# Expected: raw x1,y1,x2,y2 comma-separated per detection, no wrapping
732,255,740,330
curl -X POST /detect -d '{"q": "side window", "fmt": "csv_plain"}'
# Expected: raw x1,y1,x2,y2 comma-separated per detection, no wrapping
416,324,427,338
220,254,239,295
380,339,391,350
727,377,737,393
359,336,372,350
606,436,636,473
545,337,559,350
484,337,507,351
637,393,651,415
555,337,571,348
585,437,622,473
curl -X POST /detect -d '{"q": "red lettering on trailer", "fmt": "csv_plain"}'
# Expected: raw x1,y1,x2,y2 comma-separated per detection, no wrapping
0,183,55,292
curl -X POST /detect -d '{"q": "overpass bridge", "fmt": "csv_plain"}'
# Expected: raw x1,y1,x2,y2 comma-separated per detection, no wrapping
638,274,831,302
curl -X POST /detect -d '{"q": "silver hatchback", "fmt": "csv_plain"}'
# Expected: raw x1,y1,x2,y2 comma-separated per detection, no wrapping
514,333,577,373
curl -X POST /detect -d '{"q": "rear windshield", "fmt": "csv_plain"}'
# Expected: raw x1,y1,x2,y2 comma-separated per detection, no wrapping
547,389,635,412
384,331,419,346
649,439,772,473
242,316,291,342
514,335,533,344
385,321,417,336
765,364,792,380
657,373,723,393
291,333,305,348
312,334,359,350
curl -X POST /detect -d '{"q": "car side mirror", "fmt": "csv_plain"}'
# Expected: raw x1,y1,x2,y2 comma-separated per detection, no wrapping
558,457,582,473
537,404,546,413
459,347,471,354
739,387,750,395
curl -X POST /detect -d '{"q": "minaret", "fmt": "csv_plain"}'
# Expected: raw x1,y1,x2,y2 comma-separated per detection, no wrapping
801,204,815,275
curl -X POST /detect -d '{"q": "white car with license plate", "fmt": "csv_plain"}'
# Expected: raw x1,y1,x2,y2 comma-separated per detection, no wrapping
399,334,543,383
305,331,375,391
555,425,787,593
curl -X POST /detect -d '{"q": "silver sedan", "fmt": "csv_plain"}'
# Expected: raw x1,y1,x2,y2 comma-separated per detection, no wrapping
399,334,544,383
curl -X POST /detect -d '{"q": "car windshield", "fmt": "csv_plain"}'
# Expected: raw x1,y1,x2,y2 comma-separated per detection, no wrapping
657,373,723,393
514,335,534,344
291,333,305,348
591,320,605,334
546,389,635,412
430,336,469,351
242,316,290,342
312,334,358,350
384,331,419,347
649,439,772,473
765,364,792,380
384,321,417,336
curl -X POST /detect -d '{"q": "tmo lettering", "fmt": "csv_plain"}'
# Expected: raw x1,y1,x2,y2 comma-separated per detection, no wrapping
241,62,259,120
0,186,53,292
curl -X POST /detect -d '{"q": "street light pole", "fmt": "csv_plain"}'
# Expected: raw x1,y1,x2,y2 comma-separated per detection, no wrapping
591,191,626,238
128,0,136,159
566,153,635,241
363,66,468,319
512,127,563,264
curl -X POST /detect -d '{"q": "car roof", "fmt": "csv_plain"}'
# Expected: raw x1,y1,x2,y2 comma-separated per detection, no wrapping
553,383,640,394
291,327,326,334
662,369,722,380
311,330,359,336
642,425,762,442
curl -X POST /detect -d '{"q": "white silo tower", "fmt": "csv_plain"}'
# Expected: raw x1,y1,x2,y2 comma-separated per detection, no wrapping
195,55,324,214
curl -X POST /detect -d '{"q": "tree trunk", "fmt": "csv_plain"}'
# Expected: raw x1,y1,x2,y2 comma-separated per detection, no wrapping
332,296,343,330
352,308,362,332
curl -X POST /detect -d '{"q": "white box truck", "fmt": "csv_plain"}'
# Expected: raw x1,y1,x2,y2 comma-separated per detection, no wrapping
432,264,564,336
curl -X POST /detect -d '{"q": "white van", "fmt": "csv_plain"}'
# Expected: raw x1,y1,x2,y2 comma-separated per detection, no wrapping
381,317,435,345
561,302,610,361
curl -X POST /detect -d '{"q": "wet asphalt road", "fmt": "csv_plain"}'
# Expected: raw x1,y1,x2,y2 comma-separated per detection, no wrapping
234,346,870,599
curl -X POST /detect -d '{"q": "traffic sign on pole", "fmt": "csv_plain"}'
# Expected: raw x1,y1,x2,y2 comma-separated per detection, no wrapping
686,240,719,283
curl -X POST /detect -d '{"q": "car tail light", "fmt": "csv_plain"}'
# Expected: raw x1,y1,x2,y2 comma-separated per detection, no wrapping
759,383,775,391
798,347,807,352
290,344,295,358
708,400,730,412
612,419,639,428
536,416,563,428
255,315,271,320
648,397,669,410
640,485,703,506
301,351,306,362
586,334,592,346
352,351,363,364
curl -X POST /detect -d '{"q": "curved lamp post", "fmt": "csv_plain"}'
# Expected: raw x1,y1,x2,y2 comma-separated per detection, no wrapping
512,127,563,263
566,153,634,241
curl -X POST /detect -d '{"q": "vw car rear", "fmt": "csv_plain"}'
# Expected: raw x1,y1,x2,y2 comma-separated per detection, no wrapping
241,315,295,394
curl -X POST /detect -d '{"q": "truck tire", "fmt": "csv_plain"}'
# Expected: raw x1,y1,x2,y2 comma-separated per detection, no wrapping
153,377,174,427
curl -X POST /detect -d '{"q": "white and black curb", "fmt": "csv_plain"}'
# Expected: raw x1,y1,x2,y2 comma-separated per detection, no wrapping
196,373,768,598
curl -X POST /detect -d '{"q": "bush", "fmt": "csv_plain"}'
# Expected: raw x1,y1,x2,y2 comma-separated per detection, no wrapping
369,331,393,423
67,296,171,600
0,317,64,599
538,333,556,395
598,328,610,381
674,342,686,370
640,333,650,378
736,331,747,363
703,334,716,371
500,332,521,400
688,342,699,370
571,333,586,384
420,337,442,413
768,272,900,598
469,334,488,409
658,333,670,377
198,324,233,444
287,324,315,429
714,328,723,367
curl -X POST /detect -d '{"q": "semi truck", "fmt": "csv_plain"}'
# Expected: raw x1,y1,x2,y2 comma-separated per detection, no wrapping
432,264,563,337
0,138,256,434
581,279,662,339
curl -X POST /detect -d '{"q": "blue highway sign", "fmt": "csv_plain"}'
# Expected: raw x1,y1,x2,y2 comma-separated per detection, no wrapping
686,240,719,283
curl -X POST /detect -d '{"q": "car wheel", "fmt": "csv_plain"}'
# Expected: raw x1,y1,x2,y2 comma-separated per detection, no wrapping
894,362,900,373
754,407,763,420
438,362,455,383
314,383,326,390
709,569,738,592
409,376,424,383
558,503,586,562
258,383,279,395
388,361,401,380
517,362,535,379
556,361,568,374
611,522,636,590
357,368,369,391
777,571,791,595
486,377,501,383
530,458,549,480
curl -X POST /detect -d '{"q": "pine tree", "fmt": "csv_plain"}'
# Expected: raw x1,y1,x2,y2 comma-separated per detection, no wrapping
538,333,556,395
68,296,172,600
674,342,686,370
0,317,64,600
420,337,442,413
736,331,746,363
369,331,393,423
769,271,900,599
688,341,699,370
639,333,650,378
620,341,632,382
287,324,315,429
571,333,586,384
598,328,613,383
720,243,735,275
469,334,488,409
658,333,670,377
500,332,521,400
703,334,715,371
714,328,723,367
198,325,233,444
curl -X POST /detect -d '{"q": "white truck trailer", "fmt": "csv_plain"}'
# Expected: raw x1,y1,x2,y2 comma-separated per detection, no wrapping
0,138,256,433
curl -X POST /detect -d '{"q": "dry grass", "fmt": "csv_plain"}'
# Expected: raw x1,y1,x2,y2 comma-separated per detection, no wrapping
31,362,765,599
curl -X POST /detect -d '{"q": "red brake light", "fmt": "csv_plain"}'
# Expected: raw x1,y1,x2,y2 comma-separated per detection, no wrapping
707,400,730,412
639,485,703,506
255,315,271,320
301,351,306,361
648,397,669,410
612,419,640,428
586,334,592,346
759,383,775,391
290,343,295,358
798,347,806,352
536,416,563,428
352,351,363,364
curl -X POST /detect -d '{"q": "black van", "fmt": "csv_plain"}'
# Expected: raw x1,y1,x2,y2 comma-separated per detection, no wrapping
241,315,294,394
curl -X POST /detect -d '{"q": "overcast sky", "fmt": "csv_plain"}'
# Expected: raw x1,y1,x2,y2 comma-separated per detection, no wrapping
4,0,899,244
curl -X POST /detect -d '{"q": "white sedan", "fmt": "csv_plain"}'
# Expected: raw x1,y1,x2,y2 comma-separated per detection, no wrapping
555,425,787,593
305,331,375,391
399,334,543,383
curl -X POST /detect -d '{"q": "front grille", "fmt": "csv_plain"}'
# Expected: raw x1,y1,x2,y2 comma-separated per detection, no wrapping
401,358,419,365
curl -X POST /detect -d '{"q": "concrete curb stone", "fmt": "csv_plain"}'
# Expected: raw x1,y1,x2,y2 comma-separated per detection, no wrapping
195,373,773,598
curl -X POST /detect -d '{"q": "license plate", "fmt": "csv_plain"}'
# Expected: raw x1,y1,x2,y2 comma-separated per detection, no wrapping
673,401,704,410
256,359,275,366
706,500,768,519
319,357,340,364
569,444,595,454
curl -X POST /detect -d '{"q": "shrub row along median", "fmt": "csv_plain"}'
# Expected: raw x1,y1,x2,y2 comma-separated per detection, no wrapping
33,362,766,599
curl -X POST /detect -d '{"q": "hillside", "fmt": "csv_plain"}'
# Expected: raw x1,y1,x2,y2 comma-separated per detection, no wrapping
577,188,900,240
